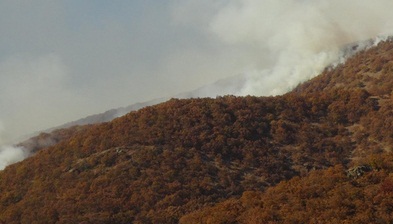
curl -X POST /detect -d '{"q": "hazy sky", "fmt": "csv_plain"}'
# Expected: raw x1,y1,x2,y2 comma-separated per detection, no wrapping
1,0,393,143
0,1,238,141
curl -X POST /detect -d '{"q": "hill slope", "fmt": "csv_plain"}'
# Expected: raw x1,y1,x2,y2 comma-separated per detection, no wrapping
1,40,393,223
181,40,393,223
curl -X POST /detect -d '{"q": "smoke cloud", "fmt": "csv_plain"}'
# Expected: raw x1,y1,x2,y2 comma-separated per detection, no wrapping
204,0,393,96
0,121,28,170
0,146,28,170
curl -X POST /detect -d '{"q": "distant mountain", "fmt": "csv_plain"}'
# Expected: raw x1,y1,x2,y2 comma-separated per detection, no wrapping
48,98,168,131
20,75,245,153
3,39,393,223
175,74,247,98
44,74,246,134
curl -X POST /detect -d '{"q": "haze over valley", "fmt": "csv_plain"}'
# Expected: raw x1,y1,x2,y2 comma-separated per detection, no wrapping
1,0,393,144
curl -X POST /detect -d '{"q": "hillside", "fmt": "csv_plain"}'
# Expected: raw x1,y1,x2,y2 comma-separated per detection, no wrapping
180,160,393,223
0,40,393,223
181,40,393,223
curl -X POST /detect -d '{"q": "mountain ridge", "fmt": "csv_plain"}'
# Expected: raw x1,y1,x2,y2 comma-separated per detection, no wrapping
34,37,379,141
1,39,393,223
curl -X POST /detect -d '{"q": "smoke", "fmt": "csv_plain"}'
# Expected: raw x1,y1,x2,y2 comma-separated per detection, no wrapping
0,121,29,170
0,146,28,170
204,0,393,96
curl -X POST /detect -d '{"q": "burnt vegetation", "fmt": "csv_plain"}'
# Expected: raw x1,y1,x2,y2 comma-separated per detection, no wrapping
1,40,393,223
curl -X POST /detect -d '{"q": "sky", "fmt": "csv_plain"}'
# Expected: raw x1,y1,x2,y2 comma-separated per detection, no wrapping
0,0,235,142
1,0,393,145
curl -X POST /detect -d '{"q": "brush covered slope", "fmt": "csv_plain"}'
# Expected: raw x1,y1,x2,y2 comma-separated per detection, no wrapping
0,40,393,223
181,40,393,223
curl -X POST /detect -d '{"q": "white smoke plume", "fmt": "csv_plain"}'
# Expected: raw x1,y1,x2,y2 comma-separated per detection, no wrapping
204,0,393,96
0,146,28,170
0,121,28,170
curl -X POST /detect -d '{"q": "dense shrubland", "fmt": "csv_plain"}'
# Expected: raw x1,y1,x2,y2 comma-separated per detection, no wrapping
1,40,393,223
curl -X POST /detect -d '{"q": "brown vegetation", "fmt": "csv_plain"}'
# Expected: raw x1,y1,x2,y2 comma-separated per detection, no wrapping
1,40,393,223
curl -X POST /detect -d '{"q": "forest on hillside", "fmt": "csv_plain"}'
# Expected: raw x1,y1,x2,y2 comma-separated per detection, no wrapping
0,40,393,223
